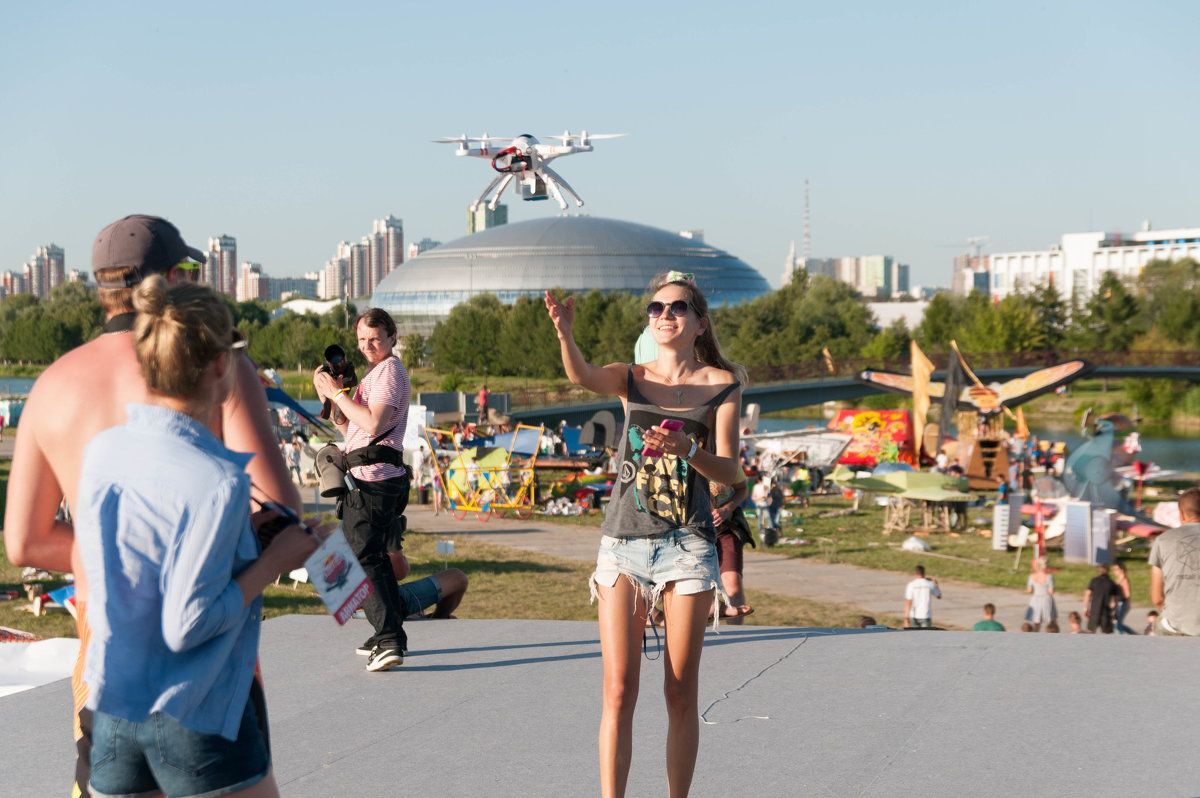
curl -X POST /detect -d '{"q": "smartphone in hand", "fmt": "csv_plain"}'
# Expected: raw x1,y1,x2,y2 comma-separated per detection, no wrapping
642,418,685,458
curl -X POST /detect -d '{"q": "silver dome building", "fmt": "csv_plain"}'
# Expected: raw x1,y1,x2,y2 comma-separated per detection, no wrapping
371,216,771,336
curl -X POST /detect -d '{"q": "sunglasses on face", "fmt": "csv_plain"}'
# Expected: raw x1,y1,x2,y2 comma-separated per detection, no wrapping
231,328,248,354
176,260,202,281
646,299,695,319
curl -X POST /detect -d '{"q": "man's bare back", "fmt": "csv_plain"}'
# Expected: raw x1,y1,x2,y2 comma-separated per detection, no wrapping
3,329,299,600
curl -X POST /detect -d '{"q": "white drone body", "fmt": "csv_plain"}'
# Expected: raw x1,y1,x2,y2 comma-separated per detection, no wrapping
434,130,626,211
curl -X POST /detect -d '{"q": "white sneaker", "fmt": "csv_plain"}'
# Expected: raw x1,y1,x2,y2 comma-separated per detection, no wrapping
366,647,403,672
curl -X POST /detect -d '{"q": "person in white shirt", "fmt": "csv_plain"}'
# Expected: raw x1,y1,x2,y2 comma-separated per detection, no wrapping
904,564,941,628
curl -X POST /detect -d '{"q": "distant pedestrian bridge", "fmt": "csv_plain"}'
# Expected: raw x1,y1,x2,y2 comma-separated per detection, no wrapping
509,349,1200,427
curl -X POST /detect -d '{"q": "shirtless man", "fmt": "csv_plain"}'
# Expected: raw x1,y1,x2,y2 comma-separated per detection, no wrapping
3,214,300,798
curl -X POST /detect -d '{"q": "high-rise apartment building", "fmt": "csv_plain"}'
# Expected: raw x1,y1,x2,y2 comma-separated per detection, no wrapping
407,238,442,260
376,215,404,274
787,252,911,298
350,239,370,298
468,204,507,234
368,229,386,295
38,245,65,295
0,270,25,298
320,243,351,300
206,236,237,297
239,262,268,302
24,261,43,299
14,244,66,299
951,254,990,296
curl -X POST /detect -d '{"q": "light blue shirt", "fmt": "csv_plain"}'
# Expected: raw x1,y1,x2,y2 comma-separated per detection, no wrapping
77,404,259,741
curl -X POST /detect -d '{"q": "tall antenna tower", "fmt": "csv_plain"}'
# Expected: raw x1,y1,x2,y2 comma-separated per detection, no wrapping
803,178,811,261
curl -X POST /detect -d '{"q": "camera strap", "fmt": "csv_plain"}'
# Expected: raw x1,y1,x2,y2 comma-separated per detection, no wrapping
344,424,402,470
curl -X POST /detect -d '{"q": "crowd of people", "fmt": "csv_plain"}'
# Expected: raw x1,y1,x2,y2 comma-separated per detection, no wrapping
1,214,469,798
7,213,1200,798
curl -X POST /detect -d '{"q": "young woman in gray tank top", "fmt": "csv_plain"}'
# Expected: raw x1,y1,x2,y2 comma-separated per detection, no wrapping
544,272,745,798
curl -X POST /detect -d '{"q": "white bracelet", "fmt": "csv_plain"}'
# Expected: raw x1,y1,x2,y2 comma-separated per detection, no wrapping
684,439,699,462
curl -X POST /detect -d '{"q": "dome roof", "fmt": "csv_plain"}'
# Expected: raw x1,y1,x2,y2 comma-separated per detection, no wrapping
371,216,770,335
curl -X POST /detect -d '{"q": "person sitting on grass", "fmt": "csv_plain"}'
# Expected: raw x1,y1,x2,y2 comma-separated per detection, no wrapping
389,549,468,619
356,540,470,657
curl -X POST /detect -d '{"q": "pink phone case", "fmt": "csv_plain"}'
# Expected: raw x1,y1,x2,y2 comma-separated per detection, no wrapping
642,419,684,458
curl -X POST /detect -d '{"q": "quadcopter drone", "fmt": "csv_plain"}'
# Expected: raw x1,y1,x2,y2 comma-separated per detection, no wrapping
434,130,626,211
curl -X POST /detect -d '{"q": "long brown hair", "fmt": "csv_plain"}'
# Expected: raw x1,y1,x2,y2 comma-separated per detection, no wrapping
647,273,748,385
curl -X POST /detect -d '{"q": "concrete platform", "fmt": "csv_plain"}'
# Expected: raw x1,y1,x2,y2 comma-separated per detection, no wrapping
4,616,1199,797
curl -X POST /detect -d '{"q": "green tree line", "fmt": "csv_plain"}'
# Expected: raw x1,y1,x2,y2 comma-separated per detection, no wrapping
3,258,1198,418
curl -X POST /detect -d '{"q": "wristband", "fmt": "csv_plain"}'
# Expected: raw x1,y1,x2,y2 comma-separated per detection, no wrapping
684,439,699,462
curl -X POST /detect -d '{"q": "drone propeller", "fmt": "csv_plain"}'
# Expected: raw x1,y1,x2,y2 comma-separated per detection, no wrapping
433,135,515,145
542,131,627,143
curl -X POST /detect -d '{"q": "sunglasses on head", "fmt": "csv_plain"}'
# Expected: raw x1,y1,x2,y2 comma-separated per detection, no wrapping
646,299,695,319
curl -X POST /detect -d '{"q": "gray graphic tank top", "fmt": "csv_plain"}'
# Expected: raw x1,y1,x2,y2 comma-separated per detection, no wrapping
601,367,740,542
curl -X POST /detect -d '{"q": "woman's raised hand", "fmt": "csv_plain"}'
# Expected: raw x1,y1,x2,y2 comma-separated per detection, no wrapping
544,290,575,338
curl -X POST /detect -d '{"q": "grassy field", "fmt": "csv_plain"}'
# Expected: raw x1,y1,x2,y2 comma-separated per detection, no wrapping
0,530,902,639
527,489,1167,606
0,446,901,636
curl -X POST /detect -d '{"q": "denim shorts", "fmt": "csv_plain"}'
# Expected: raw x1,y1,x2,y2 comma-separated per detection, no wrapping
592,529,721,609
89,697,269,798
398,574,443,617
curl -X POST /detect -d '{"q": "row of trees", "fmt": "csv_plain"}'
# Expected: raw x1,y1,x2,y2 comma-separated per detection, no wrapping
2,258,1198,417
0,288,382,373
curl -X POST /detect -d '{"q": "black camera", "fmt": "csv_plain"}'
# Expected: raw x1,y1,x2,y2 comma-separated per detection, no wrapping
318,344,359,419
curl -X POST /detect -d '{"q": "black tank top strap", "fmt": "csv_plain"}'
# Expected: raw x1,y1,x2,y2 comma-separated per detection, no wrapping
625,364,637,400
706,380,741,408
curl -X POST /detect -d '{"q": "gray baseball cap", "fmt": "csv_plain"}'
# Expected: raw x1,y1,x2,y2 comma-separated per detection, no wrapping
92,214,205,288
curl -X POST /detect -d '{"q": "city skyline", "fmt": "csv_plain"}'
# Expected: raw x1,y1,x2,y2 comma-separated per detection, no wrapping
2,4,1197,289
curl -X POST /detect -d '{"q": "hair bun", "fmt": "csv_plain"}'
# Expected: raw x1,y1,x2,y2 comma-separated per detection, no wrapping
132,274,169,316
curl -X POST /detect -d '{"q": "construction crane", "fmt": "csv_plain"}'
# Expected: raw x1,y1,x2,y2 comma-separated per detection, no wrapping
966,235,990,257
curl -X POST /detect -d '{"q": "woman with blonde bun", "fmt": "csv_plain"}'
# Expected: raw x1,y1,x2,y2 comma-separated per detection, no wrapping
76,276,319,798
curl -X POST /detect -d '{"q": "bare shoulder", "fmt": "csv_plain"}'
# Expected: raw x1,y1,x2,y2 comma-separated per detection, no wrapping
699,364,738,387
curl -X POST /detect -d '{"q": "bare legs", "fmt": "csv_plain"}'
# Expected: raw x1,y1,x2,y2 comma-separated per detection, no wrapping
661,587,712,798
598,577,645,798
719,569,745,626
431,568,468,618
597,579,713,798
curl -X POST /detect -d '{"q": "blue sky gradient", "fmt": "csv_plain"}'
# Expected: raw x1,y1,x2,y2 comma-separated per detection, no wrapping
2,2,1197,289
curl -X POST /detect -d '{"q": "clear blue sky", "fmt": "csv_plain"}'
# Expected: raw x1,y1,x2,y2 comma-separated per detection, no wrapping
3,2,1197,290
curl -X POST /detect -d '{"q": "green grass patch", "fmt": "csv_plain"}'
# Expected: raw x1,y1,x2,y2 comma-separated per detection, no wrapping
748,494,1155,605
0,525,903,637
504,491,1158,603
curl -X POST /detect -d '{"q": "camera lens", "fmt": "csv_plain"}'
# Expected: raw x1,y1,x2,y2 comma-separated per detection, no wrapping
324,344,346,364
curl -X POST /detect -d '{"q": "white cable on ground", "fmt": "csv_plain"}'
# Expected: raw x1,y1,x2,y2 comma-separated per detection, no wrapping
700,628,841,724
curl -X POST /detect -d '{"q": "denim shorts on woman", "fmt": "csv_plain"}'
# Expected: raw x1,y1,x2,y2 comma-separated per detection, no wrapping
591,529,721,609
89,695,269,798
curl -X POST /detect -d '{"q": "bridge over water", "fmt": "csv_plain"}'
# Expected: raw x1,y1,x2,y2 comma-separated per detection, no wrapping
509,349,1200,428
